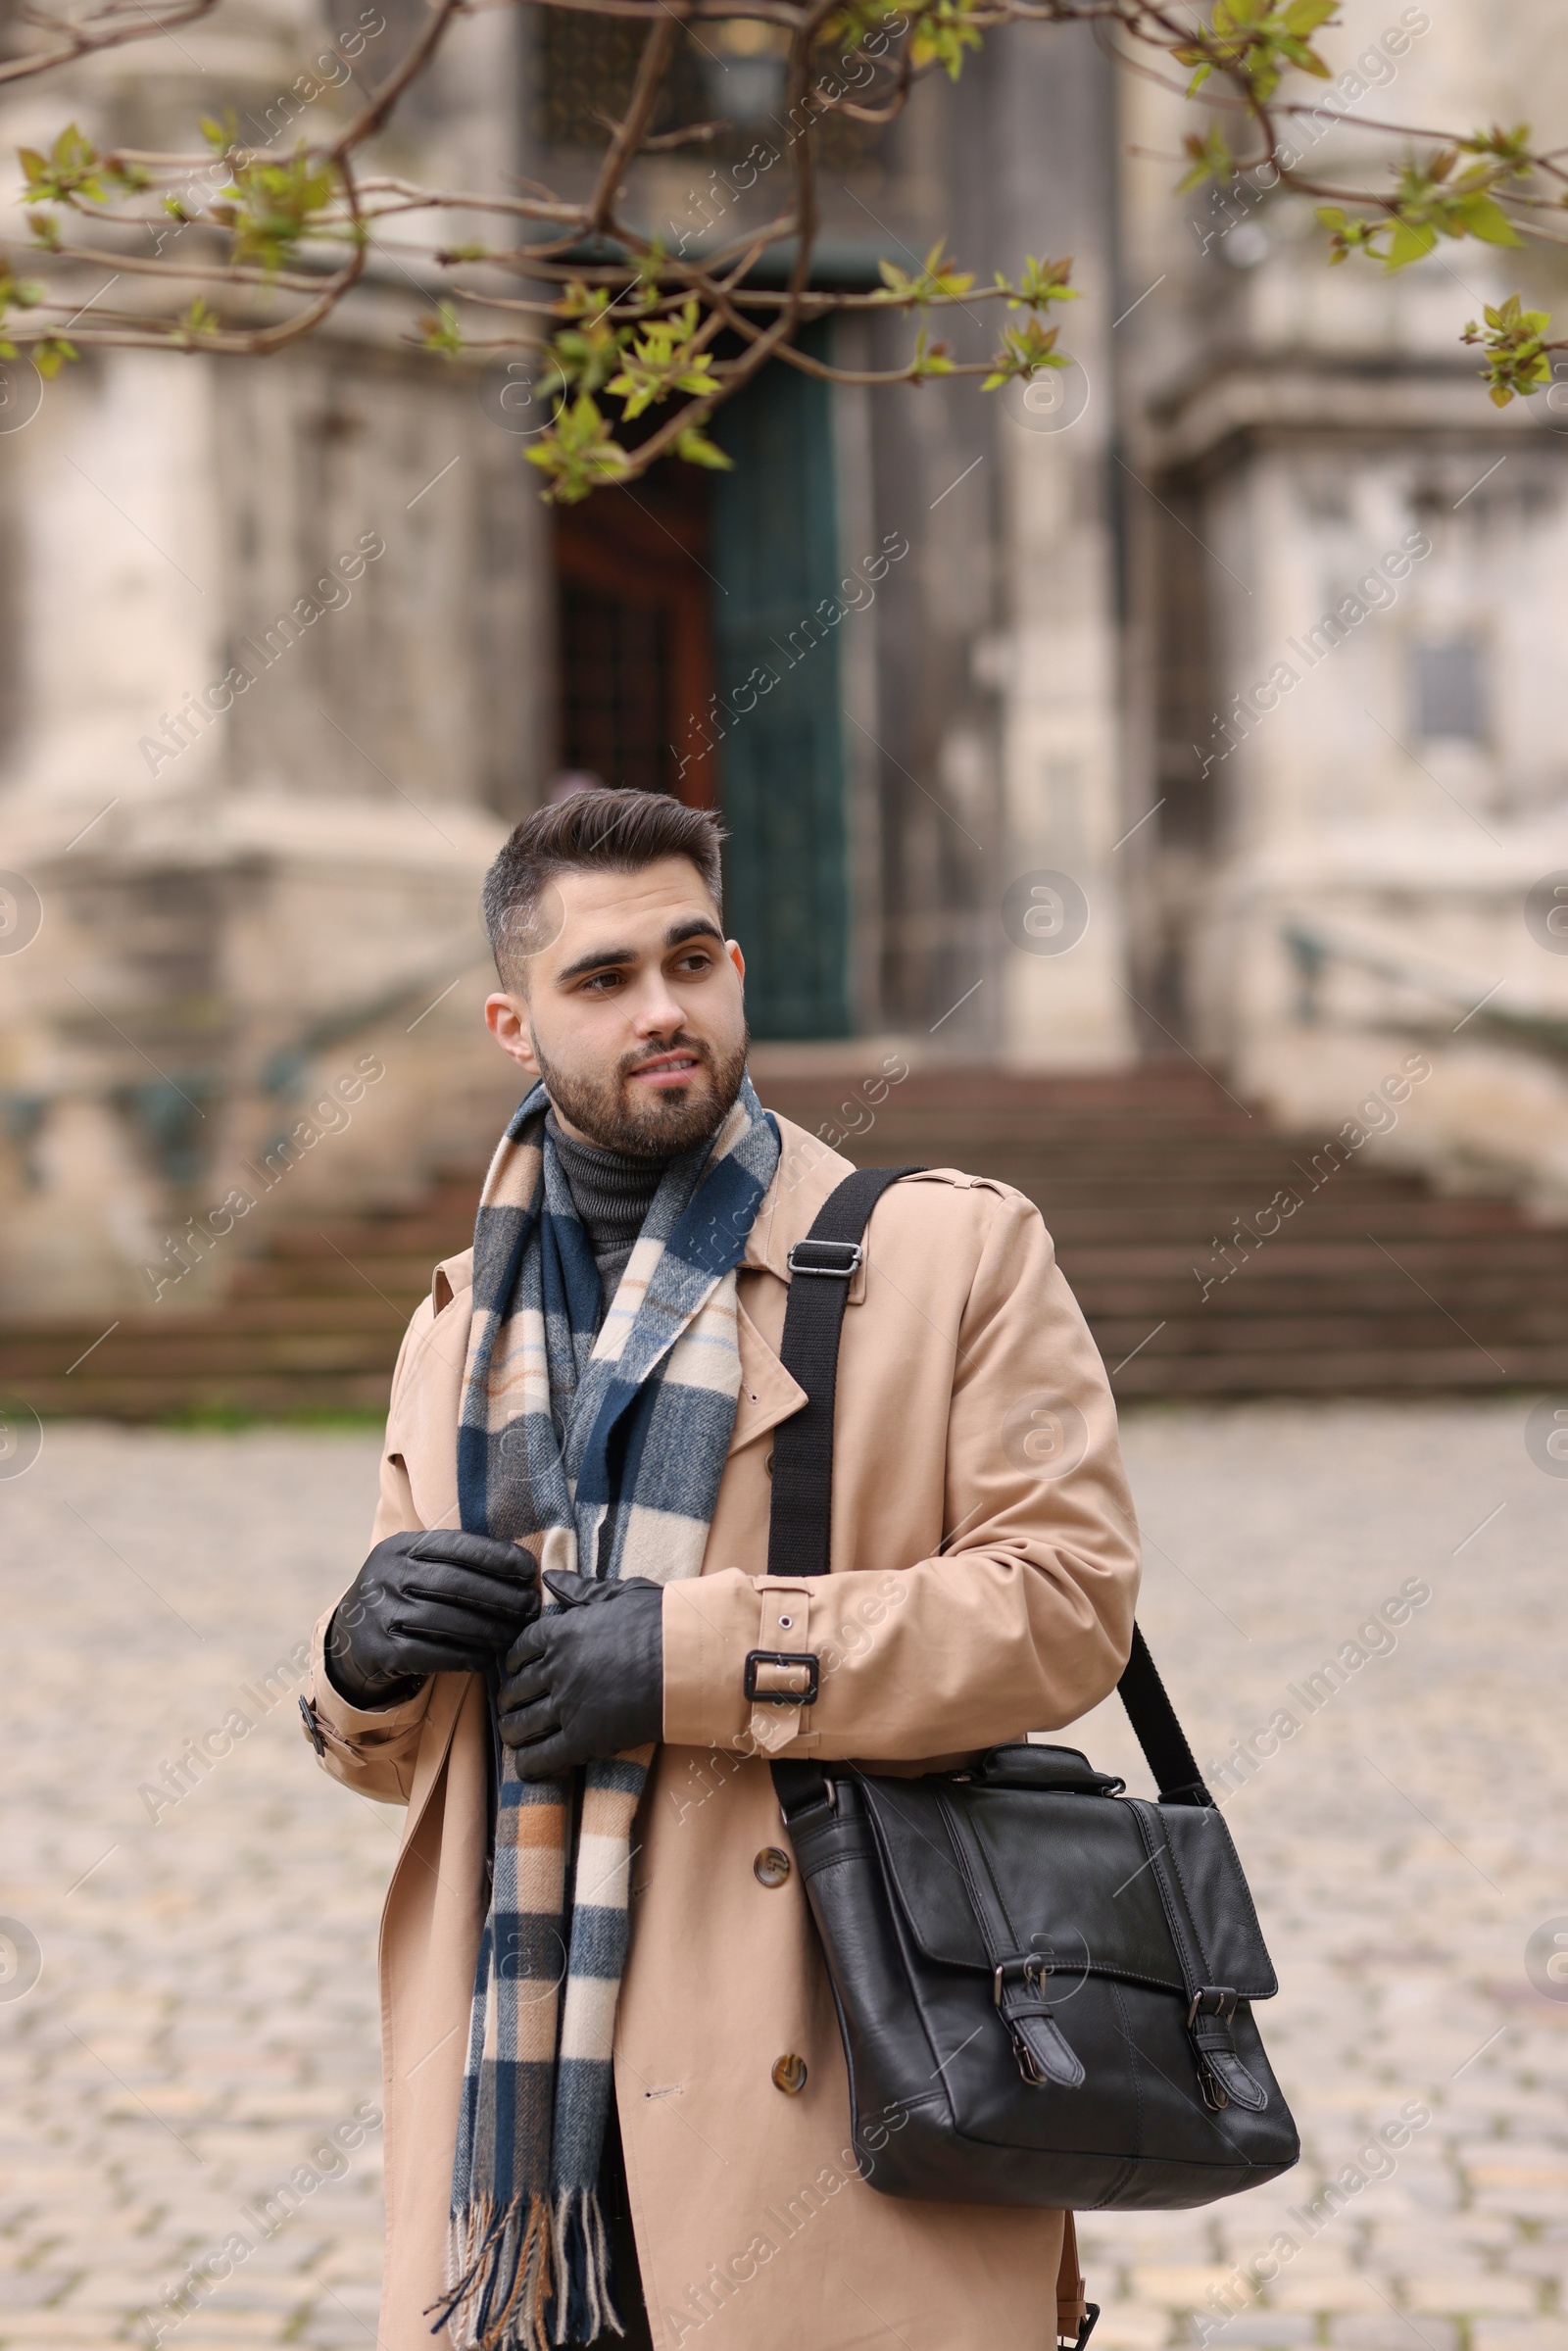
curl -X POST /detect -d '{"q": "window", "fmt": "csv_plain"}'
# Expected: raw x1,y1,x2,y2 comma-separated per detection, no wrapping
534,14,706,147
1412,639,1488,742
534,14,882,168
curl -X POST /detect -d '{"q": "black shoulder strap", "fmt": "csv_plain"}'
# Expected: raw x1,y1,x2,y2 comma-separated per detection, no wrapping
764,1168,1213,1809
766,1164,922,1582
1115,1629,1210,1807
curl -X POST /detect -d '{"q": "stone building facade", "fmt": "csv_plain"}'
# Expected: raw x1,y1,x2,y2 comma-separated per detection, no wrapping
1,0,1565,1317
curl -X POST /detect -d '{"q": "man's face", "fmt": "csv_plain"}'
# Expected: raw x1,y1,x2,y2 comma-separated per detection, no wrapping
484,856,749,1157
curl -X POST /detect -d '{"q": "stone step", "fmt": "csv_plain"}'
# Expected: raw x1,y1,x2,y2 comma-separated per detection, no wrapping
5,1065,1563,1417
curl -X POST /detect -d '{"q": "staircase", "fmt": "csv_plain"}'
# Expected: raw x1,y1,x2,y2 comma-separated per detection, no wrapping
5,1067,1567,1419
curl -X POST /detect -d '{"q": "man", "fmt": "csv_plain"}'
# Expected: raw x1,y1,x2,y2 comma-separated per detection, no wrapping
304,787,1141,2351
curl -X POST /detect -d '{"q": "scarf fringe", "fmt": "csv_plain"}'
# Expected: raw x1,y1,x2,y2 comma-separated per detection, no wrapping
551,2185,623,2347
430,2188,621,2350
430,2192,553,2351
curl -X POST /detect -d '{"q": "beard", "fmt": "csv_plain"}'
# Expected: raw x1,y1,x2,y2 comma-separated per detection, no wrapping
536,1026,749,1159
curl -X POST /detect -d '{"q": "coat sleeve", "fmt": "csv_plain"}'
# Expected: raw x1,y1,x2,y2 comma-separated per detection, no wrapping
301,1298,440,1806
662,1185,1141,1759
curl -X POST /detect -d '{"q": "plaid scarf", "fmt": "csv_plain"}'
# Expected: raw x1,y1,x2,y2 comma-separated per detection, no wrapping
435,1074,780,2351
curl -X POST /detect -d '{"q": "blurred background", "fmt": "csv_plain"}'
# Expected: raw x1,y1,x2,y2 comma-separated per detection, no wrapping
2,0,1568,2343
3,0,1568,1402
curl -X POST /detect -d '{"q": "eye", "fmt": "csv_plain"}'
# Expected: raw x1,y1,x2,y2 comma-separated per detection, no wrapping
674,950,715,975
579,970,624,994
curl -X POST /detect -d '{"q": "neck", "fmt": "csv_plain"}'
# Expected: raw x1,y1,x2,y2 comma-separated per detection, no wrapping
547,1112,671,1300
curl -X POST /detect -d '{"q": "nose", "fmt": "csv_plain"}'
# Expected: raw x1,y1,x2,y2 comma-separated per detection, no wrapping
628,971,687,1038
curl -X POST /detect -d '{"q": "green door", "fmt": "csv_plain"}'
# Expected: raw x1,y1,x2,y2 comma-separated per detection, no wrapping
711,329,851,1039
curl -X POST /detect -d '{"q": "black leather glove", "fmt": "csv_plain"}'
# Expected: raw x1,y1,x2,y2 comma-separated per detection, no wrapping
498,1569,663,1777
325,1529,540,1708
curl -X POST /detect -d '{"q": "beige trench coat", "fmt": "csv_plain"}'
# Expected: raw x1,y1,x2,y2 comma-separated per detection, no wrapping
305,1115,1142,2351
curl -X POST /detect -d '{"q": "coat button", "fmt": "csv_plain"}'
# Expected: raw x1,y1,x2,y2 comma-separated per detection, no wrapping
764,1448,774,1477
771,2053,808,2095
754,1845,791,1888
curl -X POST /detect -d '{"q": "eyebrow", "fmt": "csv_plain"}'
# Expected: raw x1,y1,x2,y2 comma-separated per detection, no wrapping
553,915,724,990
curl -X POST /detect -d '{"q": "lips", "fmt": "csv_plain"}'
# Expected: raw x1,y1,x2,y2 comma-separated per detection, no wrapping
627,1052,703,1089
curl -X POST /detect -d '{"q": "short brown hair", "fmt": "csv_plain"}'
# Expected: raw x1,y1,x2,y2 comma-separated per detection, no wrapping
483,788,726,984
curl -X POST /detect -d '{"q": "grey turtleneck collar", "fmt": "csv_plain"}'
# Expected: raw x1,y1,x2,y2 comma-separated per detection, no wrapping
547,1110,671,1308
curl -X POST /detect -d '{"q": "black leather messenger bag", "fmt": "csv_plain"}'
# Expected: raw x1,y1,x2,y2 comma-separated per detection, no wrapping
763,1166,1300,2213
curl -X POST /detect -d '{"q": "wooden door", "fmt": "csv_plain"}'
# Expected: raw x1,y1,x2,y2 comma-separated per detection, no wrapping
554,465,715,805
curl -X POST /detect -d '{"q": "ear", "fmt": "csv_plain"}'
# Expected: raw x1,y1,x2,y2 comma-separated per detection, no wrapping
726,940,746,987
485,992,540,1076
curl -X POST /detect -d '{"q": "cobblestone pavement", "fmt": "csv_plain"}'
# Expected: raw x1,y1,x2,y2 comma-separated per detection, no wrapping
2,1404,1566,2351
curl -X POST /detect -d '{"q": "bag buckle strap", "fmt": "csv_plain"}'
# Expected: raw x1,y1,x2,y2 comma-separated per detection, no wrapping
785,1239,863,1279
1187,1984,1241,2111
1187,1984,1238,2030
1059,2309,1101,2351
993,1955,1051,2006
991,1956,1085,2090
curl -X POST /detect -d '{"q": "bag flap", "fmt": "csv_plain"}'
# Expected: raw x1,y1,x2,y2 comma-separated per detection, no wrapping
856,1776,1277,2000
1160,1804,1279,1998
858,1777,1187,1991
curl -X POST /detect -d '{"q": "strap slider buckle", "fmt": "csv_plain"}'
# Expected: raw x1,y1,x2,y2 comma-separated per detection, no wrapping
786,1239,863,1279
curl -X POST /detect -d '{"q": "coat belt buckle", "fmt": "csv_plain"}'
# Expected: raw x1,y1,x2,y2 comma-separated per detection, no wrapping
745,1649,821,1704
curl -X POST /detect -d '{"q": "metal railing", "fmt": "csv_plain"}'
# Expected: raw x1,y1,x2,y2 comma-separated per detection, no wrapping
1284,920,1568,1067
1,947,489,1186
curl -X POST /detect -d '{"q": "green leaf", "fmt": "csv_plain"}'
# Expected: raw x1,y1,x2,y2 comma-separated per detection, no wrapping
0,270,45,317
211,143,340,272
1458,288,1554,405
674,426,733,470
16,122,109,206
909,323,954,379
1282,0,1337,32
1385,218,1438,269
875,242,974,305
173,296,220,346
1177,125,1235,191
1173,0,1338,102
417,300,466,358
982,316,1064,388
604,299,723,419
1452,193,1523,247
906,0,984,79
525,393,631,504
1458,122,1532,169
997,254,1078,311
